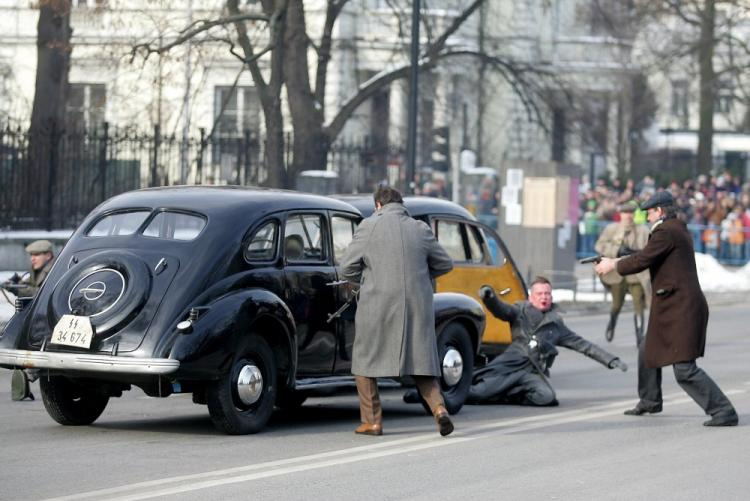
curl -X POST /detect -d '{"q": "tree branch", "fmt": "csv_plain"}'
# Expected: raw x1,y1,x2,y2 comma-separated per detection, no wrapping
130,12,270,62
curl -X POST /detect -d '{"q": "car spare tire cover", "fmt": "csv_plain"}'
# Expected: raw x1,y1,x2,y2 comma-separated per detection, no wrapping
49,250,152,336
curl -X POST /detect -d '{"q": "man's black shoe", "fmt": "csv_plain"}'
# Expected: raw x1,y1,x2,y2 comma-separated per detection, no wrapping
703,411,738,427
624,405,662,416
402,388,420,404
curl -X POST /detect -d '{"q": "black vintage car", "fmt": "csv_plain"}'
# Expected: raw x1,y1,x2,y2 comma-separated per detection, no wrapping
0,187,484,434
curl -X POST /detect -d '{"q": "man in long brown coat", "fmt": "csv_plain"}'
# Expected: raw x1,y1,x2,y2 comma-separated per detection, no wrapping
596,191,738,426
340,186,455,436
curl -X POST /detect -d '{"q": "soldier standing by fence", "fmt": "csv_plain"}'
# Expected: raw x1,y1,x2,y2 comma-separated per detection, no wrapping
594,201,651,344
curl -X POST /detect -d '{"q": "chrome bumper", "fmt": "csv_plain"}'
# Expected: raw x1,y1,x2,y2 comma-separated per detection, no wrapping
0,349,180,375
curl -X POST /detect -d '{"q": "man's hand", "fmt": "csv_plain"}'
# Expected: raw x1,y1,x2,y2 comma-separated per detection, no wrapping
594,257,617,275
609,358,628,372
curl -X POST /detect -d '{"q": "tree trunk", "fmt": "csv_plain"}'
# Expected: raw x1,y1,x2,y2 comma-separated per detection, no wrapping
27,0,72,229
283,0,328,182
696,0,715,176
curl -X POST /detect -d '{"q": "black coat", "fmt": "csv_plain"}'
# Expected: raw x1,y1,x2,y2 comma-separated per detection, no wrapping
469,292,619,402
617,217,708,368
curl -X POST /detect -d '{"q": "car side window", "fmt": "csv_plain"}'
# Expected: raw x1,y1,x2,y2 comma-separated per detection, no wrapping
244,221,278,262
465,225,485,264
285,214,325,262
331,216,357,265
436,219,468,262
481,228,507,265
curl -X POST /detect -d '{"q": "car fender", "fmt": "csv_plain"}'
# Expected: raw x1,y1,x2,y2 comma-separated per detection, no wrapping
168,289,296,382
433,292,485,355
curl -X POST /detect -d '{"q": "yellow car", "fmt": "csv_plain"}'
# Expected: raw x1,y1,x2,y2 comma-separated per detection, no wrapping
334,195,527,357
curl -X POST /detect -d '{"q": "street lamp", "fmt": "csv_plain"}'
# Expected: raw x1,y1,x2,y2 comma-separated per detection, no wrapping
405,0,420,194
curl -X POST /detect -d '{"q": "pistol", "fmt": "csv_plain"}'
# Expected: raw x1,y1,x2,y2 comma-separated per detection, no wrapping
579,255,602,264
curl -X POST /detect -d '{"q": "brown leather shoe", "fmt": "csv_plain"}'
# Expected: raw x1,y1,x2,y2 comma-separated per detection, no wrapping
434,406,454,437
355,423,383,436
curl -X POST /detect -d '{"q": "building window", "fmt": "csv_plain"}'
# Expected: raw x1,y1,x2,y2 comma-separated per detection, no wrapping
67,83,106,130
670,80,688,127
72,0,106,7
715,80,733,114
214,86,259,137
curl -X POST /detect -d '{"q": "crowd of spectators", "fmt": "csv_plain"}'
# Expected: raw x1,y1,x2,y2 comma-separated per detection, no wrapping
578,171,750,265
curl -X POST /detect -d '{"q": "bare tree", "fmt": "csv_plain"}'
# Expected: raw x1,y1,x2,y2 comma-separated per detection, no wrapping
132,0,553,188
630,0,750,175
26,0,72,228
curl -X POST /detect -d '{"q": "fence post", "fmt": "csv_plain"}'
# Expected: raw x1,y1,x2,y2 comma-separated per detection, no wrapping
45,122,59,231
151,123,161,187
99,122,109,201
197,127,205,185
243,129,252,185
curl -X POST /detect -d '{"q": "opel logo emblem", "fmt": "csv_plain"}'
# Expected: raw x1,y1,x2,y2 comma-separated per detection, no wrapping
68,268,126,318
80,281,106,301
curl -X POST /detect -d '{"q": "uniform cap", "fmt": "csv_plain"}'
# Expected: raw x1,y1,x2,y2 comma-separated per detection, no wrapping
618,200,638,213
25,240,53,254
641,191,674,210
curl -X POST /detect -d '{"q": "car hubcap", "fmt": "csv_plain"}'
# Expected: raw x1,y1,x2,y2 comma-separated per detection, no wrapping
442,348,463,387
236,363,263,406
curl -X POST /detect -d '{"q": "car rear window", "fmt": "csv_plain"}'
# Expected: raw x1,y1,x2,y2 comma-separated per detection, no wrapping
143,211,206,241
87,211,151,237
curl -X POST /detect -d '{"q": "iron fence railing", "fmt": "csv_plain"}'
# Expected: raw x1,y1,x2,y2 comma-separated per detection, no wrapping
1,122,399,230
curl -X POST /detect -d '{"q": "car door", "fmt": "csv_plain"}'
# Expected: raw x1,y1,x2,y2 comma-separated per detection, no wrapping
329,212,360,374
282,212,338,375
431,217,526,348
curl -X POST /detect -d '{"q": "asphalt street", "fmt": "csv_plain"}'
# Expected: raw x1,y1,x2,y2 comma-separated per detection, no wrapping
1,303,748,501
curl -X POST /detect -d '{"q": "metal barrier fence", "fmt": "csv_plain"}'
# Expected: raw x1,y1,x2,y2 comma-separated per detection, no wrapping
0,123,397,230
0,123,263,230
576,220,750,267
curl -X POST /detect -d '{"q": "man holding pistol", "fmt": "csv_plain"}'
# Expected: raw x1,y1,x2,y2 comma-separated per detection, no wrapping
595,191,738,426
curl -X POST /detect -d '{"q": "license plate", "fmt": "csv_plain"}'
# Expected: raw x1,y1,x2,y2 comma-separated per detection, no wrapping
51,315,94,349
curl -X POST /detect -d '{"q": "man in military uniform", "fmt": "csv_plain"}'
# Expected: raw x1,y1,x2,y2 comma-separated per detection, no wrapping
595,191,738,426
1,240,56,401
466,277,627,406
595,201,651,344
2,239,56,298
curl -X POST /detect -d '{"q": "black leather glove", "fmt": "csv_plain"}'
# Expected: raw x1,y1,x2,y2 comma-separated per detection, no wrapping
8,273,21,284
609,358,628,372
479,285,495,300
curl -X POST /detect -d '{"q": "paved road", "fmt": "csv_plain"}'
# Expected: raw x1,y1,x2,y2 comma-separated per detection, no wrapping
1,304,748,501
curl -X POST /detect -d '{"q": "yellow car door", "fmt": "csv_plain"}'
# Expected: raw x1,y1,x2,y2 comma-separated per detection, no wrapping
432,218,526,349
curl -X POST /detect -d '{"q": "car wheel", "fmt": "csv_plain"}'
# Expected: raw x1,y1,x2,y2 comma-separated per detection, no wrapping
436,322,474,415
207,336,277,435
40,376,110,426
275,389,308,410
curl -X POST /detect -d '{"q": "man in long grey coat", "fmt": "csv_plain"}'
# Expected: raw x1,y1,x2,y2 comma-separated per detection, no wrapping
340,186,455,436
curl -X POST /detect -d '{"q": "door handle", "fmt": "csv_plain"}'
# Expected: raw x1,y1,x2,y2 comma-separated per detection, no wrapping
326,280,348,287
498,287,511,296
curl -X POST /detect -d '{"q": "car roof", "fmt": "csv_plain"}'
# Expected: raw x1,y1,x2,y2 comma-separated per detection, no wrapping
95,186,362,218
332,194,477,221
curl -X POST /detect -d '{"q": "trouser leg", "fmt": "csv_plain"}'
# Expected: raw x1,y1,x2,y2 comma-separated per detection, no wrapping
413,376,445,414
609,281,626,314
355,376,382,425
510,371,557,406
636,339,662,410
673,361,736,417
629,283,645,346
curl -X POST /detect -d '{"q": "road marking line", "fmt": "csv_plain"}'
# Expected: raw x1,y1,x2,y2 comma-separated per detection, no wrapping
43,386,747,501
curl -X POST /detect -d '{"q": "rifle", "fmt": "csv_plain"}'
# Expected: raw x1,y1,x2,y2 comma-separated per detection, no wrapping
325,280,359,323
